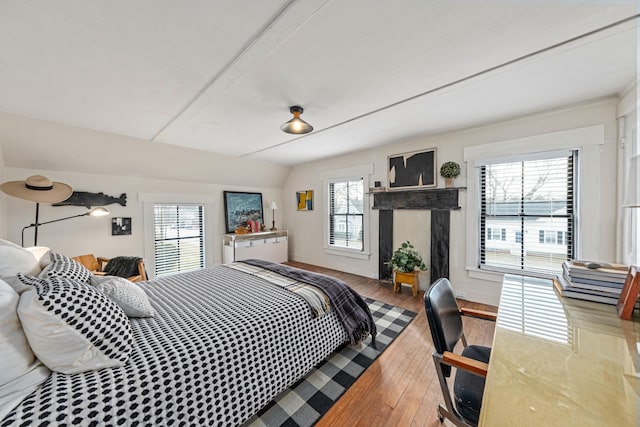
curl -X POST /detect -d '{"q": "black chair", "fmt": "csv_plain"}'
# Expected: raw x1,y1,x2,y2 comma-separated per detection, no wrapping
424,278,496,426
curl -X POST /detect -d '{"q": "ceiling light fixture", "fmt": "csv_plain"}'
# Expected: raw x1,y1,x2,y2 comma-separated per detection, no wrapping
280,106,313,134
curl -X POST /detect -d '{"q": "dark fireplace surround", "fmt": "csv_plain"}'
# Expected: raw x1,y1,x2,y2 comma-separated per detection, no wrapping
373,188,461,284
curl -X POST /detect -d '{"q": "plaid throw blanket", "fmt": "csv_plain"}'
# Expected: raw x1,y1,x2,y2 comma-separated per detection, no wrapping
239,259,377,346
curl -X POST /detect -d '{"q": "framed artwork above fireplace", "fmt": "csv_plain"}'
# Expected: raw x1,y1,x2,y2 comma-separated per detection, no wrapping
388,148,437,190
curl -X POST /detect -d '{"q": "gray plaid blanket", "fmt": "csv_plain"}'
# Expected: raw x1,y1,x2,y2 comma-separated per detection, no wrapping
240,259,377,346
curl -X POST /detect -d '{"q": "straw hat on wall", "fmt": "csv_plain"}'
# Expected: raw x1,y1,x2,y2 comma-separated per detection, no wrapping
1,175,72,203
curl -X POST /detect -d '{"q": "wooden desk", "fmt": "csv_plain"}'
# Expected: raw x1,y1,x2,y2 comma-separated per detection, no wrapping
479,274,640,427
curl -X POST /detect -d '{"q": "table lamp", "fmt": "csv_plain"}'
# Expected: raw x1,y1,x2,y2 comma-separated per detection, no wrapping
269,201,278,231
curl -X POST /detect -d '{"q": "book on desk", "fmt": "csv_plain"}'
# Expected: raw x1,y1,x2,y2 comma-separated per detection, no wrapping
554,260,629,305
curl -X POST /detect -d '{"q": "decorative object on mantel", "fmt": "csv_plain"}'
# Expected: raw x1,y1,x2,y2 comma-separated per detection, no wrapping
53,191,126,208
296,190,313,211
280,106,313,134
223,191,264,234
388,148,436,190
389,241,427,297
440,161,461,188
111,217,132,236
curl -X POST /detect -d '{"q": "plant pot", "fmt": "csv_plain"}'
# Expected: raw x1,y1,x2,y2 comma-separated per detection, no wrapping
444,177,455,188
393,270,420,297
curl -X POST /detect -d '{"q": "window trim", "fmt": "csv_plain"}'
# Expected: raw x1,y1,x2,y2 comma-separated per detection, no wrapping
463,124,603,280
140,192,216,278
153,203,206,277
478,151,575,275
321,164,372,260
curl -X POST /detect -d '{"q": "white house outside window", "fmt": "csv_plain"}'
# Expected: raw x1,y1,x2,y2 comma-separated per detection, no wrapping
328,178,364,251
154,204,205,276
479,152,576,274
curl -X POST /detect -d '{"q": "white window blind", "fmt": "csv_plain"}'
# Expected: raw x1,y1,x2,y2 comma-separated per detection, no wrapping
328,178,364,251
154,204,205,276
480,152,575,274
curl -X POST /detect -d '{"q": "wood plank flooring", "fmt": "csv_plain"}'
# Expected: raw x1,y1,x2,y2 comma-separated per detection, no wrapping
286,261,497,427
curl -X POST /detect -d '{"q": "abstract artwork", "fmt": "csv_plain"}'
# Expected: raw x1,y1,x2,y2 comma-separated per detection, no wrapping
111,217,132,236
296,190,313,211
223,191,264,233
388,148,436,190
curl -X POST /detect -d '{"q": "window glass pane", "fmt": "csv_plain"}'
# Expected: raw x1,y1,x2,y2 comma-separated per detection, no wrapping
154,204,205,277
480,152,574,274
328,178,364,251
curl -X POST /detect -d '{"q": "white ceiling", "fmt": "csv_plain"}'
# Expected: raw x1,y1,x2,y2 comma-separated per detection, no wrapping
0,1,638,167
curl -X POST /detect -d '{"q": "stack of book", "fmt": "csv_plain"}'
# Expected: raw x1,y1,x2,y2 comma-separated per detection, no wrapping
554,260,629,305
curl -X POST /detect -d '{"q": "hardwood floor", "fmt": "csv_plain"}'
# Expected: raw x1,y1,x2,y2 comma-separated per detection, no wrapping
286,261,497,427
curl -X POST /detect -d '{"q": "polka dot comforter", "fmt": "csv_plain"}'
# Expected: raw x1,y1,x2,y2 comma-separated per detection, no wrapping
2,265,348,427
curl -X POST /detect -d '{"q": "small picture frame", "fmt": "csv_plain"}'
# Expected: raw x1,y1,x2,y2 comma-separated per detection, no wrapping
388,148,437,190
223,191,264,233
111,217,132,236
297,190,314,211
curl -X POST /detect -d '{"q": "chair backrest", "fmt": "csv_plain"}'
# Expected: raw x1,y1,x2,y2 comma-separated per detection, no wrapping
424,278,464,356
72,254,101,272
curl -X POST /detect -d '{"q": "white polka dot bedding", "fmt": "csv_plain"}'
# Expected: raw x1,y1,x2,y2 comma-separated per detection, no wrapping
2,264,362,427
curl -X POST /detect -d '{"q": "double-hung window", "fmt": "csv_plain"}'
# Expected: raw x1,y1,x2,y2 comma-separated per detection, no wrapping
479,151,576,274
153,204,205,276
328,177,364,251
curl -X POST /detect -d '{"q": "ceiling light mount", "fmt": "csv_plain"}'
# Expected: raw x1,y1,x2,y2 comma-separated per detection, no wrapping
280,105,313,134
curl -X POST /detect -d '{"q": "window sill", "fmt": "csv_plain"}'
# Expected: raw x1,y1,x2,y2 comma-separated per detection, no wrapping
467,265,556,282
324,247,370,260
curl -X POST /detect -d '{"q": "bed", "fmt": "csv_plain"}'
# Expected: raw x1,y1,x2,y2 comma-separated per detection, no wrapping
0,241,375,427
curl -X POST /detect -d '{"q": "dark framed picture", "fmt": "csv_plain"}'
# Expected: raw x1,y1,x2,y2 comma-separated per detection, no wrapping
388,148,437,190
223,191,264,233
111,217,132,236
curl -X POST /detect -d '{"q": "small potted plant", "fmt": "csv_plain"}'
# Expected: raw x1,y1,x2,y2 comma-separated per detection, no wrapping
440,161,461,188
389,241,427,296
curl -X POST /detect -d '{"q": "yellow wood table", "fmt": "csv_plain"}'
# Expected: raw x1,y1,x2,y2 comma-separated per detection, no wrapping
393,270,419,297
479,274,640,426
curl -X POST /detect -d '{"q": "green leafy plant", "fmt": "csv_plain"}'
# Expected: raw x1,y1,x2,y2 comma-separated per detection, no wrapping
440,161,461,178
390,241,427,272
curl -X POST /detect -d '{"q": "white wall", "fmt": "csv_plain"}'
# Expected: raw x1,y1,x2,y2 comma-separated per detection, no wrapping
0,144,6,239
4,167,284,278
283,98,622,306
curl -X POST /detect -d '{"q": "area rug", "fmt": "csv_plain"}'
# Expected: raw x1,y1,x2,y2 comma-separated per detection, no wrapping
245,297,417,427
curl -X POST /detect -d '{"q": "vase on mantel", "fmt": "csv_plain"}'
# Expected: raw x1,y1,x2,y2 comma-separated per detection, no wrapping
445,177,455,188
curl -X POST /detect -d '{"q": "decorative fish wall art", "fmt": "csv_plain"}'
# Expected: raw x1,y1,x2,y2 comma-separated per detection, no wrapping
53,191,127,209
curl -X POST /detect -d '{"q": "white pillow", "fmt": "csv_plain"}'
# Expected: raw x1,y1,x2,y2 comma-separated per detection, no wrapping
0,278,49,419
24,247,51,269
17,274,133,374
92,276,156,318
0,240,41,294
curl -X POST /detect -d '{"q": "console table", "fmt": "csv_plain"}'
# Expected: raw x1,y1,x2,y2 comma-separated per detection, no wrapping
222,230,288,264
479,275,639,426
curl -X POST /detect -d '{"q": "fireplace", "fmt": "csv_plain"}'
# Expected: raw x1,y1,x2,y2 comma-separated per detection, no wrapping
373,188,461,284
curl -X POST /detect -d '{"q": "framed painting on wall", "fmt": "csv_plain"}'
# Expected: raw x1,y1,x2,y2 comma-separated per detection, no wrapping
223,191,264,233
296,190,313,211
111,217,132,236
388,148,437,190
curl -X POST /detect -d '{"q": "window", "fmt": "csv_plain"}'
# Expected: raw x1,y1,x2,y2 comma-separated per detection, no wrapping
154,204,205,276
487,228,506,241
328,178,364,251
480,152,575,274
538,230,567,245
